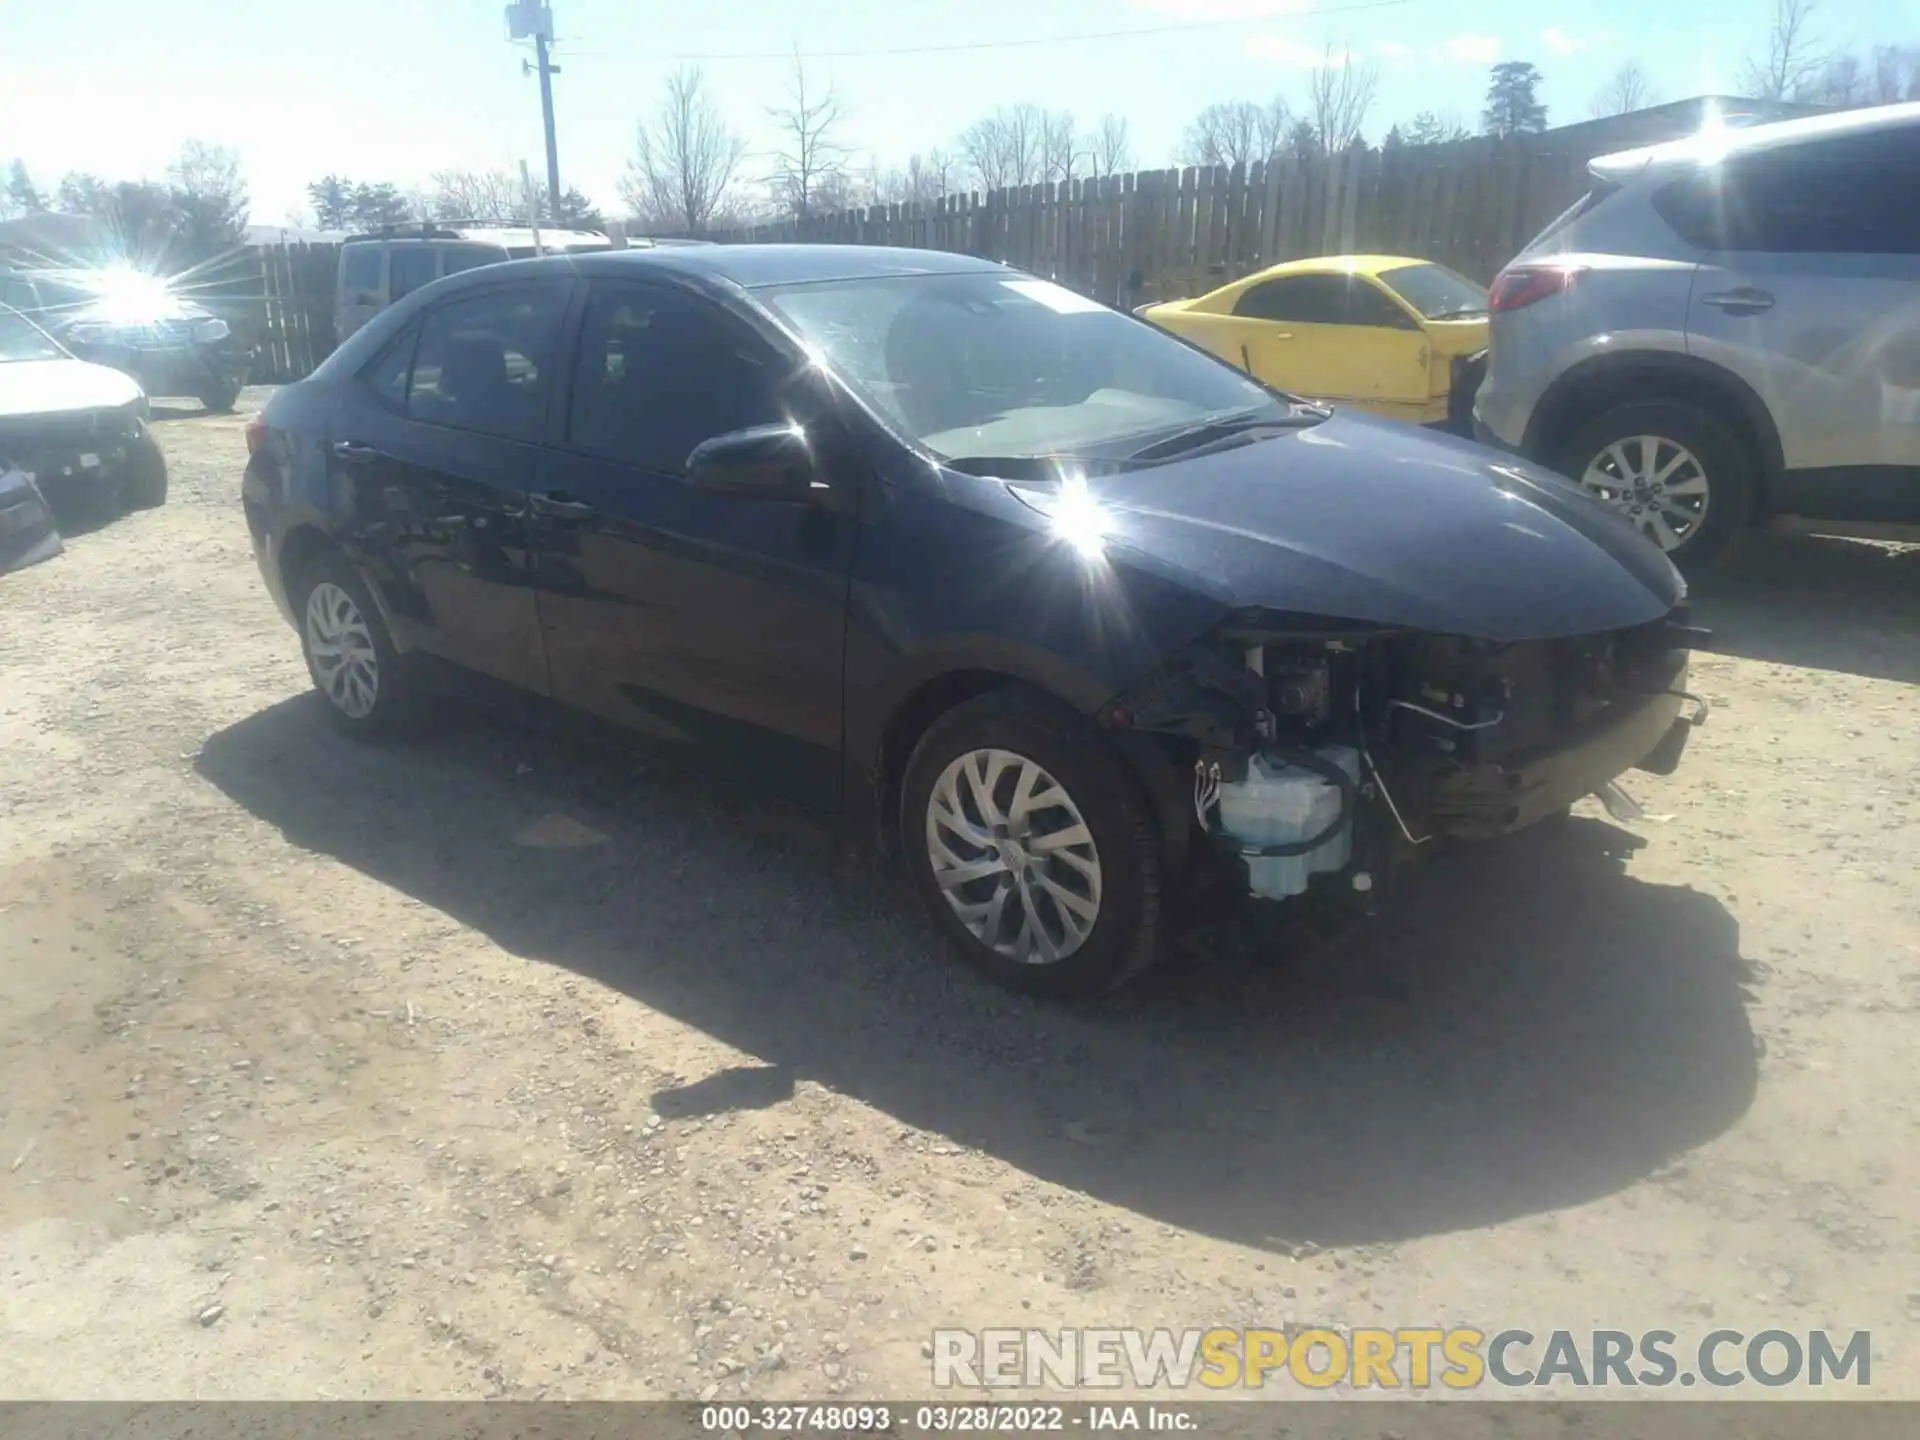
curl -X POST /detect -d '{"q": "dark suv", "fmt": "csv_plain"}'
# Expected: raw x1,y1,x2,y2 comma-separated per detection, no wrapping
244,245,1703,997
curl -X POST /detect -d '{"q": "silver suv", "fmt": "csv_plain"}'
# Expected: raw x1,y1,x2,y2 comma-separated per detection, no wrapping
1475,102,1920,570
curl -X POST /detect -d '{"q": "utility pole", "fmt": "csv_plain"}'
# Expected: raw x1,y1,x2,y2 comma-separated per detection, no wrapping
507,1,562,220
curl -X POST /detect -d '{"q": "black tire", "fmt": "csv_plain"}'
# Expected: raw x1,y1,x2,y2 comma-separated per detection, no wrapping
899,689,1165,999
293,548,424,741
121,435,168,510
1556,400,1753,573
199,383,241,414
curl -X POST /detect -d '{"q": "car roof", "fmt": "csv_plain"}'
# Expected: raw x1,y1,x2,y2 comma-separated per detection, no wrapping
569,243,1008,289
1593,99,1920,179
341,227,610,249
1229,255,1430,287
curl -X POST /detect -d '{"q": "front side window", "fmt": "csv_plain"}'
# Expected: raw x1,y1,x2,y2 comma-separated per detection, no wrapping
1380,262,1489,320
0,308,65,363
761,272,1288,462
568,285,786,473
358,320,418,410
406,286,566,442
389,247,438,301
1233,275,1349,323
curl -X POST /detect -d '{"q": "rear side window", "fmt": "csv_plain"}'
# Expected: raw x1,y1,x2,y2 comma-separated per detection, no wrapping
389,247,439,301
341,247,381,297
1656,130,1920,255
441,246,508,276
406,285,567,443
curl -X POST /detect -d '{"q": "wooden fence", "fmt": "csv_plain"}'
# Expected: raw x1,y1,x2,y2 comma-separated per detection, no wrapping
248,241,339,383
712,135,1600,306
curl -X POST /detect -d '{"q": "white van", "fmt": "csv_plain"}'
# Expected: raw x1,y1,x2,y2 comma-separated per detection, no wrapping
333,223,617,341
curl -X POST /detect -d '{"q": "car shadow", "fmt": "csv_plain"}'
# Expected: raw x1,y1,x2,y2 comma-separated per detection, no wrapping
1689,532,1920,685
148,399,224,422
196,697,1759,1251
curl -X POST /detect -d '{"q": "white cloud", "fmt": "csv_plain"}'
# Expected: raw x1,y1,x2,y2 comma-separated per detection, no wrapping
1245,35,1352,67
1131,0,1313,18
1543,26,1579,56
1446,34,1502,64
1375,40,1411,58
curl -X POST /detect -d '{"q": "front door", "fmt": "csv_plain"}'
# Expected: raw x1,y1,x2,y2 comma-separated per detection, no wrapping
1218,273,1430,419
327,279,570,694
532,279,859,809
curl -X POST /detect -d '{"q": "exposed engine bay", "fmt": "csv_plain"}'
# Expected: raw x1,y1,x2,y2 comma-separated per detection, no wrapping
1107,609,1711,905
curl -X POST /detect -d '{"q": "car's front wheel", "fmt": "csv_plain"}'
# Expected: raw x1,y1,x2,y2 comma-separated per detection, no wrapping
121,435,168,510
295,550,422,740
900,691,1164,998
1558,400,1752,571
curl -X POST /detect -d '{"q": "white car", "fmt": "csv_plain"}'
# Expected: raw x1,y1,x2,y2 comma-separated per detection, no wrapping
0,304,167,520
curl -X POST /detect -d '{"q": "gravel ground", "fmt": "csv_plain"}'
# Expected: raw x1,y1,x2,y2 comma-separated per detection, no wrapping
1,392,1917,1401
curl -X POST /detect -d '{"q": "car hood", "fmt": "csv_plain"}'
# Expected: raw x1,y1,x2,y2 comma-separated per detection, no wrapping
1014,412,1683,642
0,359,144,419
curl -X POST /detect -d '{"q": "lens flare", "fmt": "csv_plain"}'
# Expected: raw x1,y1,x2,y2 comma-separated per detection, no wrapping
85,266,181,326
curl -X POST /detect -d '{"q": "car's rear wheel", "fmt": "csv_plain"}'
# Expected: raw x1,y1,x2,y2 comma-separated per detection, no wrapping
199,382,241,413
1557,401,1751,572
295,550,422,740
121,435,168,510
900,690,1164,998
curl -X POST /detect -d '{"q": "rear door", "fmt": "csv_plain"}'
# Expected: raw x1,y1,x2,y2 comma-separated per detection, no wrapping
1678,124,1920,495
531,279,859,809
327,279,572,693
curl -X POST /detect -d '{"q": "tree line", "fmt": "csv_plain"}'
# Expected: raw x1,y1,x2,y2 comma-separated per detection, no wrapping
0,142,250,270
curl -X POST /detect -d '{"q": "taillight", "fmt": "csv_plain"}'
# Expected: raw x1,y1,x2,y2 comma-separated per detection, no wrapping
244,417,269,456
1489,266,1580,312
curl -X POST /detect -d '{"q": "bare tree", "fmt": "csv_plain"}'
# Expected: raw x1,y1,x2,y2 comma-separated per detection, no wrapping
618,68,746,236
167,140,250,261
1039,111,1080,185
1088,114,1133,180
1870,43,1920,102
959,105,1044,192
1740,0,1827,101
1180,98,1290,168
1798,51,1867,105
1307,45,1379,152
1590,59,1659,117
429,168,524,222
768,57,850,220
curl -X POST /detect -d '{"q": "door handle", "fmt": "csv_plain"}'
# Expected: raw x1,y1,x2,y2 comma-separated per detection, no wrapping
1700,288,1774,315
530,490,598,522
330,439,381,463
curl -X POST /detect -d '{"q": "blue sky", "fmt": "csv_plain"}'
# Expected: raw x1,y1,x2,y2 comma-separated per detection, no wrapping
3,0,1910,224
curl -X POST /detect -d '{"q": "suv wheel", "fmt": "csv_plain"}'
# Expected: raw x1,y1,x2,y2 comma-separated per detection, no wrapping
296,550,423,740
900,691,1164,999
1558,401,1752,571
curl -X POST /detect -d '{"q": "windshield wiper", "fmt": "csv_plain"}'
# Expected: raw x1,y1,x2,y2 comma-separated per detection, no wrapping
1122,404,1321,463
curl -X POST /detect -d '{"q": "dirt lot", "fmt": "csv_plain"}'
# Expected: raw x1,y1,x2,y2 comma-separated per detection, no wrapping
1,393,1917,1401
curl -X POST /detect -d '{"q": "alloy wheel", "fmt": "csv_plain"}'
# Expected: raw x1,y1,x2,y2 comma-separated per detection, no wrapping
1578,435,1711,552
304,581,380,719
925,747,1103,966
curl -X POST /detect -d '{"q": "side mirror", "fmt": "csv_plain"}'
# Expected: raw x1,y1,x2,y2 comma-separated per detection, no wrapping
685,424,819,502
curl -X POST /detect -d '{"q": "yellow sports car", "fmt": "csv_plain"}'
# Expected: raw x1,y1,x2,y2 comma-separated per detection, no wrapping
1135,256,1490,430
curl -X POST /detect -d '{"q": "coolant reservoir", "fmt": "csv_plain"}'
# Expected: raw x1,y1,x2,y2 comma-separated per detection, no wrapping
1215,747,1359,900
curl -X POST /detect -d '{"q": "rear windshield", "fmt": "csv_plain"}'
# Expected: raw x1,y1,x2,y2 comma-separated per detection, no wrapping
1522,180,1619,252
1378,262,1488,319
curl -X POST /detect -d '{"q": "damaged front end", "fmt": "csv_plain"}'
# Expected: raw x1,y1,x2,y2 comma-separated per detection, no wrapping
1104,608,1711,907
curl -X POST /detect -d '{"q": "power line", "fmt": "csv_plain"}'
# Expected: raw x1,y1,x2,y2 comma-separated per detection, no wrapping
559,0,1413,64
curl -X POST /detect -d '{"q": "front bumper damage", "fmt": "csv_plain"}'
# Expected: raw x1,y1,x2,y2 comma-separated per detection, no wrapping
0,405,151,502
1104,608,1711,907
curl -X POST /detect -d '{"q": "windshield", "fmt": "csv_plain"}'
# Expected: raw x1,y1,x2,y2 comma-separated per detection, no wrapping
0,309,66,362
757,271,1294,462
1380,262,1489,319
